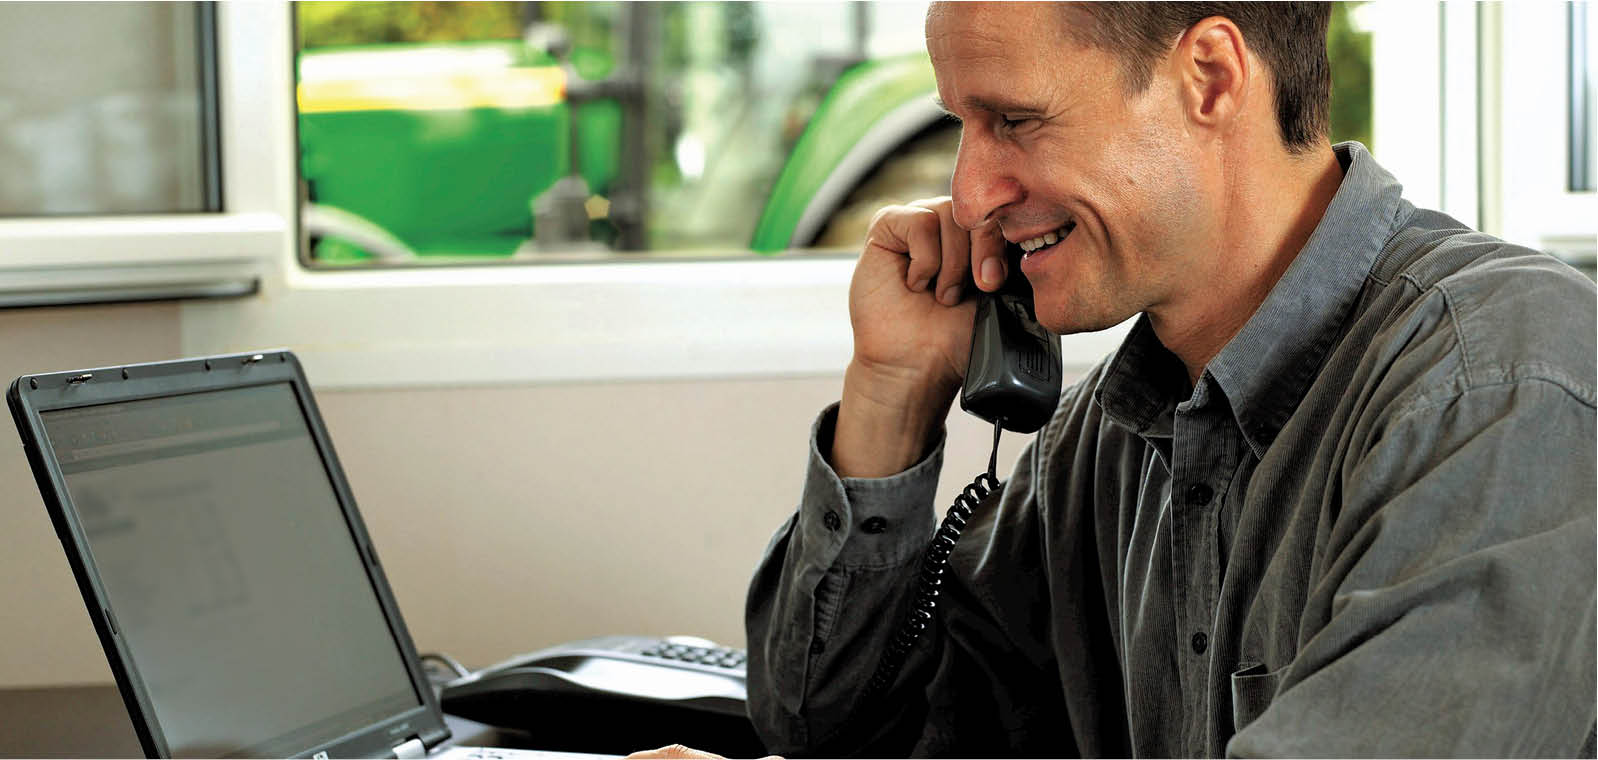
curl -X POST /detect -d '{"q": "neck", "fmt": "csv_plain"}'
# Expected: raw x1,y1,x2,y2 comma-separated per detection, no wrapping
1149,142,1344,386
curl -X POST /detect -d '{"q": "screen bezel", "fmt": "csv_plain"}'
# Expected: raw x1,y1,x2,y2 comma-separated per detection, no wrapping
7,351,450,758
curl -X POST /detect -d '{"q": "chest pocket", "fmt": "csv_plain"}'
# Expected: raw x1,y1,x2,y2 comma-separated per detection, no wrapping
1230,662,1284,733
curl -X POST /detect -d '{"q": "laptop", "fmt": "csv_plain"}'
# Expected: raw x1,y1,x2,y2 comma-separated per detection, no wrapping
8,350,611,759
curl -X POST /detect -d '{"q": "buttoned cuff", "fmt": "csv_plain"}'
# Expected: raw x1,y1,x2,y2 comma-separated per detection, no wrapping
797,402,944,569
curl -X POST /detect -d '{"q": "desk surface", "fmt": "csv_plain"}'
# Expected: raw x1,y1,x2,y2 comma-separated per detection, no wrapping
0,685,543,758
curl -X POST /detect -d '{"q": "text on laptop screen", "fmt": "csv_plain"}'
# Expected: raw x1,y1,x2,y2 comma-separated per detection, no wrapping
41,383,421,758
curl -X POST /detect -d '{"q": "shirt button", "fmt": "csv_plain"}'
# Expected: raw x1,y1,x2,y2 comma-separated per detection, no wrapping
861,516,888,533
823,510,841,531
1191,631,1209,655
1186,483,1214,506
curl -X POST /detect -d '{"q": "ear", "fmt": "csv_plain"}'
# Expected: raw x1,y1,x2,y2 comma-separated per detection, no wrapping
1173,16,1250,136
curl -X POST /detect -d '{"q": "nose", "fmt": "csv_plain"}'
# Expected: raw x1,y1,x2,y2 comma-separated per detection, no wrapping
950,131,1023,231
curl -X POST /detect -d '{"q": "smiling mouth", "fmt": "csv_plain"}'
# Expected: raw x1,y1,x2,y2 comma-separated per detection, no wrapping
1017,221,1077,258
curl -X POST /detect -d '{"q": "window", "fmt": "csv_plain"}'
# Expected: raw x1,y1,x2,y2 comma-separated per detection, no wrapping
180,2,1143,388
1329,2,1375,150
292,1,945,267
0,3,215,216
0,1,282,308
1371,1,1595,277
1488,0,1595,274
198,2,1375,387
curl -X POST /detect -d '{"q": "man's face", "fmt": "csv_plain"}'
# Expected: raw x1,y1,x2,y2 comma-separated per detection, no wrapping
927,3,1204,334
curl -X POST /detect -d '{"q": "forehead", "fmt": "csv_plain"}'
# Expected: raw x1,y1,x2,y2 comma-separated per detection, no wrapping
925,2,1062,62
924,3,1105,110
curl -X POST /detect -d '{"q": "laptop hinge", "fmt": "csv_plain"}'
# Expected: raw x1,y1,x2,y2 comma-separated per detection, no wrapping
392,737,427,759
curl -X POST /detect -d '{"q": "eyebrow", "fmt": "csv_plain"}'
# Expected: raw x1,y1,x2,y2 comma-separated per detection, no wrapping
933,94,1044,118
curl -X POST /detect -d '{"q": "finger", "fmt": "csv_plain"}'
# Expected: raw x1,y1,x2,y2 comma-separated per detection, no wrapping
870,204,943,293
624,744,725,759
911,197,968,306
969,222,1008,291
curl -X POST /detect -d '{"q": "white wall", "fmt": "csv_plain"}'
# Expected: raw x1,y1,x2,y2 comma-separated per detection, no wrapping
0,303,180,686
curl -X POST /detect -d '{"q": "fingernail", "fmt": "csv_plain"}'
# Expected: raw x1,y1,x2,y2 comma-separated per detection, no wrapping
939,285,960,306
910,277,929,292
981,258,1004,287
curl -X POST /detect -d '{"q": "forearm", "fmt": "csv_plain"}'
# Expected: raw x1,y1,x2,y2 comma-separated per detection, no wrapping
746,404,946,755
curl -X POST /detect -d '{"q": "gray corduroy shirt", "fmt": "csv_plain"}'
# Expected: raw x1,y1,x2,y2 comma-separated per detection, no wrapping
745,143,1597,757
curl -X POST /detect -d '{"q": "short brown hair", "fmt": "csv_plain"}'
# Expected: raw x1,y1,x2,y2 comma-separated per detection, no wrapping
1064,2,1332,154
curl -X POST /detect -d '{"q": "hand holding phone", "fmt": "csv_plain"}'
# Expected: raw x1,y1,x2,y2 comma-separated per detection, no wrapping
835,198,1058,476
833,198,1006,477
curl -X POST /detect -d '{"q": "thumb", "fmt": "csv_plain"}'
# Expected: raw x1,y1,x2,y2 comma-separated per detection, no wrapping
970,222,1009,291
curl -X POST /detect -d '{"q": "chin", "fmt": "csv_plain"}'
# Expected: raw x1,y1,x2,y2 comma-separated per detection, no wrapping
1029,292,1118,333
1037,301,1131,336
1044,318,1117,336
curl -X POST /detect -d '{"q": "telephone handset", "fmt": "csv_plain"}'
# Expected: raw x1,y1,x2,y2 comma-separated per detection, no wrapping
862,246,1063,699
960,247,1064,434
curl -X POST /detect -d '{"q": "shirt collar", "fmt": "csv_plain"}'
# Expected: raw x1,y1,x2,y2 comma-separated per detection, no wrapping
1094,142,1406,454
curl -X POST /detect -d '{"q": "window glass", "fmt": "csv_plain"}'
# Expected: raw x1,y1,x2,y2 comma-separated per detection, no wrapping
294,1,1375,266
1330,1,1375,150
0,2,215,216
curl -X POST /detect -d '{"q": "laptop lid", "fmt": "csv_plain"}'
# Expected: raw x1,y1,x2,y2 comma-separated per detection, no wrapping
8,350,451,759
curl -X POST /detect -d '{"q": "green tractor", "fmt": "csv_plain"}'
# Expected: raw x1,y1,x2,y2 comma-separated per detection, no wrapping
296,2,959,264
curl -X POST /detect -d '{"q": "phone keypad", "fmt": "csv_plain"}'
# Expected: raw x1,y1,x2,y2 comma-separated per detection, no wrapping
640,643,747,669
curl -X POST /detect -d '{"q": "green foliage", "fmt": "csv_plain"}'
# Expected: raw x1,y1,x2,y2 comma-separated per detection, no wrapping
1328,1,1374,150
296,1,523,49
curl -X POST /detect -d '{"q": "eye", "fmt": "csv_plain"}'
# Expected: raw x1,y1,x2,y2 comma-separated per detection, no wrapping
996,114,1037,135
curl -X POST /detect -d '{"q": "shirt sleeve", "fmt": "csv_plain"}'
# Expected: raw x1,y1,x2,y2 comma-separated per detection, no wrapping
1227,377,1597,757
744,402,1070,756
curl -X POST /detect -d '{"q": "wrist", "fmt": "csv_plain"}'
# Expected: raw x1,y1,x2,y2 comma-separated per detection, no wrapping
831,358,958,478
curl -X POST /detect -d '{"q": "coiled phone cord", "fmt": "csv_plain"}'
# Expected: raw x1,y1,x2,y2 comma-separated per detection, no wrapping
861,419,1004,698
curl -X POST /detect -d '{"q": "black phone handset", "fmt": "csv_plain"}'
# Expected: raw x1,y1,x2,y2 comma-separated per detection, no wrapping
862,247,1063,698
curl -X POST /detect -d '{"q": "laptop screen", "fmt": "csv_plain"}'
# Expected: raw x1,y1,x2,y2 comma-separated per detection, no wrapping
41,382,422,758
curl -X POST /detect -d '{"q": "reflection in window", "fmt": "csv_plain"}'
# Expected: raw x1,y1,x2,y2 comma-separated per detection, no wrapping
0,2,215,216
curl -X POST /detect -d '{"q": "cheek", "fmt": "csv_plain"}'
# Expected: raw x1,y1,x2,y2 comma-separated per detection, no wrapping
1099,125,1198,259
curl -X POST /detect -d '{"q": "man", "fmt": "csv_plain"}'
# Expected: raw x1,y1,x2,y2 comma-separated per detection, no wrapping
744,2,1596,757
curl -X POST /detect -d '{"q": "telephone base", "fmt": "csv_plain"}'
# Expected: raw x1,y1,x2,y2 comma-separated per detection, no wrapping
439,636,764,757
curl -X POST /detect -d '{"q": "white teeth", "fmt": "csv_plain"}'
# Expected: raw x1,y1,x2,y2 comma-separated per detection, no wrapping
1018,224,1073,252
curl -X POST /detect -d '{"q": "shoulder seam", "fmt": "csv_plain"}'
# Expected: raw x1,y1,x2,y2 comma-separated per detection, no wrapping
1391,374,1598,430
1432,277,1476,386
